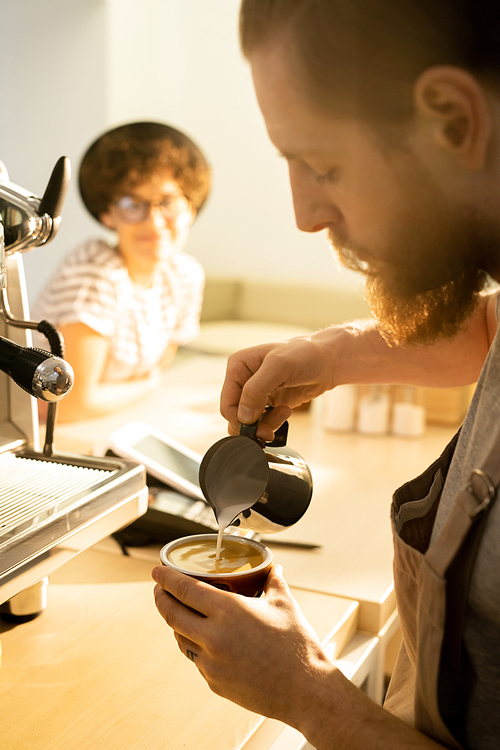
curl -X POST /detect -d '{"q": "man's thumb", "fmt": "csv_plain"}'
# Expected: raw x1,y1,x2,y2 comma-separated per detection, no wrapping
264,563,288,595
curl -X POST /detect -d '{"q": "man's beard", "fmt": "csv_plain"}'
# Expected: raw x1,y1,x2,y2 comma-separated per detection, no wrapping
329,202,498,346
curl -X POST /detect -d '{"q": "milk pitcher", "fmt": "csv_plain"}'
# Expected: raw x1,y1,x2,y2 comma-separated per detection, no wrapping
198,414,313,534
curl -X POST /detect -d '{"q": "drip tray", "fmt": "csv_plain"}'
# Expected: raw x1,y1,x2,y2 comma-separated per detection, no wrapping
0,448,147,604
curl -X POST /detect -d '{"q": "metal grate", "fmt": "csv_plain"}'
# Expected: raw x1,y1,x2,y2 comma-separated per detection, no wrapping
0,452,114,538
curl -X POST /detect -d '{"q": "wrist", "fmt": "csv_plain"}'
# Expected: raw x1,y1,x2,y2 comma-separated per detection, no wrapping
293,661,346,746
313,320,377,390
297,663,444,750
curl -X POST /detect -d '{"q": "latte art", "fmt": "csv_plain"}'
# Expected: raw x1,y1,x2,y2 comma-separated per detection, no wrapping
167,538,265,575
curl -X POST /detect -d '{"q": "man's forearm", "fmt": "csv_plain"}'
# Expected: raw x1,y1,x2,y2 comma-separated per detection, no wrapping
326,292,496,389
298,666,447,750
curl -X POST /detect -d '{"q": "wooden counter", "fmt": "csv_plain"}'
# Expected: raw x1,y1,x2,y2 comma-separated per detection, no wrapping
3,348,456,748
0,544,358,750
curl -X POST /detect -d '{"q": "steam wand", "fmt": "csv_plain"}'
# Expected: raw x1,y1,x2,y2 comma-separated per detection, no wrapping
0,285,68,456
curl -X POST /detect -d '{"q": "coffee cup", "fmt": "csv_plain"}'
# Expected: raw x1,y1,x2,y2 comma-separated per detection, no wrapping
159,533,273,597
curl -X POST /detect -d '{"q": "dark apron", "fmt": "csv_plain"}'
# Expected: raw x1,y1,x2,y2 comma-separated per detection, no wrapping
384,428,499,749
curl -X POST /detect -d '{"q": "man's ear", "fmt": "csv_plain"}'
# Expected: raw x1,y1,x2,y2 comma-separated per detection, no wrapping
413,66,492,171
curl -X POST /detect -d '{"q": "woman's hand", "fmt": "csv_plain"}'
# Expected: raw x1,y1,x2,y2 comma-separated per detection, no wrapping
56,321,162,421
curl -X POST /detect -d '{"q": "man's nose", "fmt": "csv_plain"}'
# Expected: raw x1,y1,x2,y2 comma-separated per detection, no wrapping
288,163,342,233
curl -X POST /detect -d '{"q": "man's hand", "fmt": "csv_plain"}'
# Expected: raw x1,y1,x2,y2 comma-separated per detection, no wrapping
220,333,340,441
152,563,451,749
152,563,333,726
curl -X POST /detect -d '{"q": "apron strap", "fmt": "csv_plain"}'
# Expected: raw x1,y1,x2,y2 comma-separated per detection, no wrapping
425,469,495,578
413,434,499,746
425,455,498,662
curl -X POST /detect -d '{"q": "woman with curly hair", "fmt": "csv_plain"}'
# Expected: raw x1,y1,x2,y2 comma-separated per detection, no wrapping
35,121,211,421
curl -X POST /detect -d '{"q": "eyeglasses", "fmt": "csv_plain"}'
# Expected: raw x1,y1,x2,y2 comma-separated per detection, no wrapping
113,193,190,224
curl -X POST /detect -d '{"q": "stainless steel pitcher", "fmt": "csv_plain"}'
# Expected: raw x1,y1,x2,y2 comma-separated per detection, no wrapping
199,414,313,534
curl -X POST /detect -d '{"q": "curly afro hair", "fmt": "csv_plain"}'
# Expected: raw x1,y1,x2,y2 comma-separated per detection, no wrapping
79,121,211,223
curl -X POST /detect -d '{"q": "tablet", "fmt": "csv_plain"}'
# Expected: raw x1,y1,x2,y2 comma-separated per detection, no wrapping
107,422,204,500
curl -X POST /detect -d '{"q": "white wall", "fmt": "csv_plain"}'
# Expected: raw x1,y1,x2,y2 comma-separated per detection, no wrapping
0,0,108,300
1,0,364,304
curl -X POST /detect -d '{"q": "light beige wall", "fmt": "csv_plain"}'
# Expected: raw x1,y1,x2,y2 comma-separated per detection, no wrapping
1,0,108,302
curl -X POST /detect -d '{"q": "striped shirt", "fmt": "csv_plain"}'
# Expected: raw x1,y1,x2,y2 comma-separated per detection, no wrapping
33,239,204,381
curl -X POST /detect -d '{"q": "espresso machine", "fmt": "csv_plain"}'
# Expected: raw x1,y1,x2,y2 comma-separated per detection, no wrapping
0,158,148,620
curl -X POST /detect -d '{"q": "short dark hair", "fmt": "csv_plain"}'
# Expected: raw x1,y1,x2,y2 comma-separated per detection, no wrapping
240,0,500,122
79,121,211,222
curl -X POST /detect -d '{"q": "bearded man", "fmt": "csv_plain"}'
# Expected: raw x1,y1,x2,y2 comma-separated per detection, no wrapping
153,2,500,747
